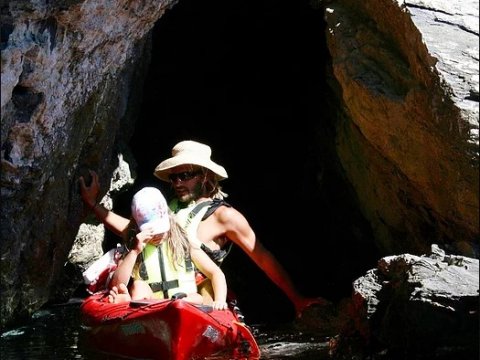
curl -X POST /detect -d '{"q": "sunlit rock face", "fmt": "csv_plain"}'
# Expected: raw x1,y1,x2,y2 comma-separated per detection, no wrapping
324,0,478,255
1,0,478,331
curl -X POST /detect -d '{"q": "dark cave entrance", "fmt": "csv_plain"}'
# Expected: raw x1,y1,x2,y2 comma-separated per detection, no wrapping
128,0,379,323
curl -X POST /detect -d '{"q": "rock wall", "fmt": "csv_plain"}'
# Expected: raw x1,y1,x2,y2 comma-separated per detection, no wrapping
324,0,479,255
1,0,176,329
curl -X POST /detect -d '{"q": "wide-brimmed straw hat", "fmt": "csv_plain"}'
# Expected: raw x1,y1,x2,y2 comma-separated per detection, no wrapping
154,140,228,182
131,187,170,234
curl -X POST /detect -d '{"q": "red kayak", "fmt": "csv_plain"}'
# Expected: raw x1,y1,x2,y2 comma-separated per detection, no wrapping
80,293,260,359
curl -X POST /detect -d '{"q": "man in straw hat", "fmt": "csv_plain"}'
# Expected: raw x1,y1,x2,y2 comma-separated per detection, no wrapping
80,140,328,317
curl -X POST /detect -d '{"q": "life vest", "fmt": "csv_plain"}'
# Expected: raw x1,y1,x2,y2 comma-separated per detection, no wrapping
134,242,197,299
171,199,233,266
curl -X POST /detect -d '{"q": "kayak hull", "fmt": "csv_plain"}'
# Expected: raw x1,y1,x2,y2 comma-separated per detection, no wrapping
80,294,260,359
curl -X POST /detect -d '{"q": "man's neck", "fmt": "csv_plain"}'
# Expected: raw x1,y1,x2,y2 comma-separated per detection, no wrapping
185,196,211,207
176,196,211,209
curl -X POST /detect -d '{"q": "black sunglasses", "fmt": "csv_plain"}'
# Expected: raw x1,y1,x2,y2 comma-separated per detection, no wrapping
168,170,201,182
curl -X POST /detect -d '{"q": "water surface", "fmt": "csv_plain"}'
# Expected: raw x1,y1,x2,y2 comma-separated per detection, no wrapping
0,301,330,359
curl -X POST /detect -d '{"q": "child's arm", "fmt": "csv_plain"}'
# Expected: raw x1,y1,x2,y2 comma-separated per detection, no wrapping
109,230,151,289
190,246,228,310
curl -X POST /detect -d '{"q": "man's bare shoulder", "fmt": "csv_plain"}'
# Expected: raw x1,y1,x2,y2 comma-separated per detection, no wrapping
212,203,246,224
211,203,253,239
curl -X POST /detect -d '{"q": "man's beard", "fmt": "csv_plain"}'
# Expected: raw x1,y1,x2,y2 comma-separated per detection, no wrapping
178,192,194,203
178,183,203,204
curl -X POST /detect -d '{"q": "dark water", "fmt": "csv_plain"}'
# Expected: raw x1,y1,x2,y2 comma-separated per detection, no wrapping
0,300,330,360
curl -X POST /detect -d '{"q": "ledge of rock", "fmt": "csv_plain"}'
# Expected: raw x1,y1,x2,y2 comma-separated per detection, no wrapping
331,244,479,358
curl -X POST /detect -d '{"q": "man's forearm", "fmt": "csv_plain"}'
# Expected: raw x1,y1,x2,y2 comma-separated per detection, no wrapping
92,204,130,237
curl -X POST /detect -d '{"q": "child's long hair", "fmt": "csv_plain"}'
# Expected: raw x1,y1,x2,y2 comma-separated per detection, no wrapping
165,212,190,268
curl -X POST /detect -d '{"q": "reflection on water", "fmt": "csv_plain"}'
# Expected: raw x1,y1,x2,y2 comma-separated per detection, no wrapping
253,324,330,359
0,301,330,360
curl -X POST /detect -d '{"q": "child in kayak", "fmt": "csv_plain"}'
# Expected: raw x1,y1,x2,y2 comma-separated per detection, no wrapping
107,187,228,310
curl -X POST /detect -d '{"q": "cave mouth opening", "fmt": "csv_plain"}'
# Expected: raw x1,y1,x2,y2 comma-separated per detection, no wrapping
127,0,379,322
